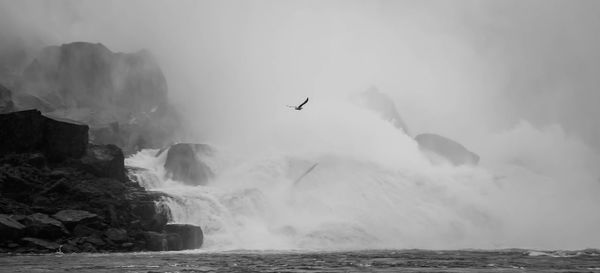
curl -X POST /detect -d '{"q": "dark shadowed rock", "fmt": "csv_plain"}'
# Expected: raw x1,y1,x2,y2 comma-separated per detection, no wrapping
163,143,214,186
53,210,98,230
415,133,480,166
79,144,126,181
132,201,169,232
84,235,105,246
21,237,60,250
104,228,128,242
164,224,203,250
166,233,182,251
143,231,167,251
73,224,101,237
0,84,15,113
0,110,88,161
0,110,45,154
0,214,25,241
43,116,88,161
353,87,409,134
24,153,47,169
21,213,69,239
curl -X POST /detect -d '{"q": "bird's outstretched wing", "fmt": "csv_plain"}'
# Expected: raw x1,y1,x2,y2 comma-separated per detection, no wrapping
298,97,309,108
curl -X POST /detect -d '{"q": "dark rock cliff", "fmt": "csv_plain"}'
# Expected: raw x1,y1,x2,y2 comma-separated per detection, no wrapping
0,110,203,253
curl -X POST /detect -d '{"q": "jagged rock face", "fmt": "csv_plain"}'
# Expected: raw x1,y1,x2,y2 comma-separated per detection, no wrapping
0,109,88,161
0,105,186,253
18,42,178,154
0,84,15,113
354,87,409,134
21,42,166,114
163,143,214,186
415,133,480,166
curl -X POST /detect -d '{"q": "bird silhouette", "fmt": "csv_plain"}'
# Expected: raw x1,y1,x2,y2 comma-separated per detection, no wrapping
287,97,309,110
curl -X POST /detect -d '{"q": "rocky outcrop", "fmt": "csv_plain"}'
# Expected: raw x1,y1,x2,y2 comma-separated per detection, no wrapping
353,87,409,134
163,143,214,186
0,109,88,161
415,133,480,166
79,144,126,181
0,109,203,253
17,42,180,154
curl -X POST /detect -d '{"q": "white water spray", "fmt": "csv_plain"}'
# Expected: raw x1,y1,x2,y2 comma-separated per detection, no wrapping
126,99,600,251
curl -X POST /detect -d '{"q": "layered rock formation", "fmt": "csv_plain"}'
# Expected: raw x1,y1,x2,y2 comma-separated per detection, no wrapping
415,133,480,166
0,110,203,253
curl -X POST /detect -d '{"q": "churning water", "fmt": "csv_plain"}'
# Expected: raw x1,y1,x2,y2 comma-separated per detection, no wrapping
125,99,600,251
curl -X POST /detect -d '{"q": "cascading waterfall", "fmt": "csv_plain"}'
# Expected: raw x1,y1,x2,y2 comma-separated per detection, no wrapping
126,99,600,251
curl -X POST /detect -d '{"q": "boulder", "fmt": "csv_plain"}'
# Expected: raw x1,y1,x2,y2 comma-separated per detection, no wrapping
163,143,214,186
164,224,203,250
0,109,88,161
132,201,169,232
84,235,106,246
72,224,101,237
21,237,60,250
43,116,88,161
21,213,69,239
79,144,126,181
165,233,182,251
104,228,128,242
143,231,167,251
0,110,46,154
0,84,15,113
0,214,25,241
353,87,409,134
52,210,98,230
415,133,480,166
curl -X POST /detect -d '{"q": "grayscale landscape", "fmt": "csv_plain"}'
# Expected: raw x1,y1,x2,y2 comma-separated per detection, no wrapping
1,1,599,272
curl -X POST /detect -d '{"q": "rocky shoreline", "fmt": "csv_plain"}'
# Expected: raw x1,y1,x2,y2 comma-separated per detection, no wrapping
0,109,203,254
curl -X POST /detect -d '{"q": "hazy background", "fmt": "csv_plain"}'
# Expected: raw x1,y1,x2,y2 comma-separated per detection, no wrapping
1,0,600,151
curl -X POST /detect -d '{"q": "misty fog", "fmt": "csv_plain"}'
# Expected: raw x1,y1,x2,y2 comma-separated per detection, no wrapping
2,0,600,250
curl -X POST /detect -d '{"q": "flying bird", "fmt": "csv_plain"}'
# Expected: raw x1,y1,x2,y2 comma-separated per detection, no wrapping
287,97,309,111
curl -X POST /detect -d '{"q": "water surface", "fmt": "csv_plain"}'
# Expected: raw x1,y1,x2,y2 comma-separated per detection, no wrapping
1,249,599,272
